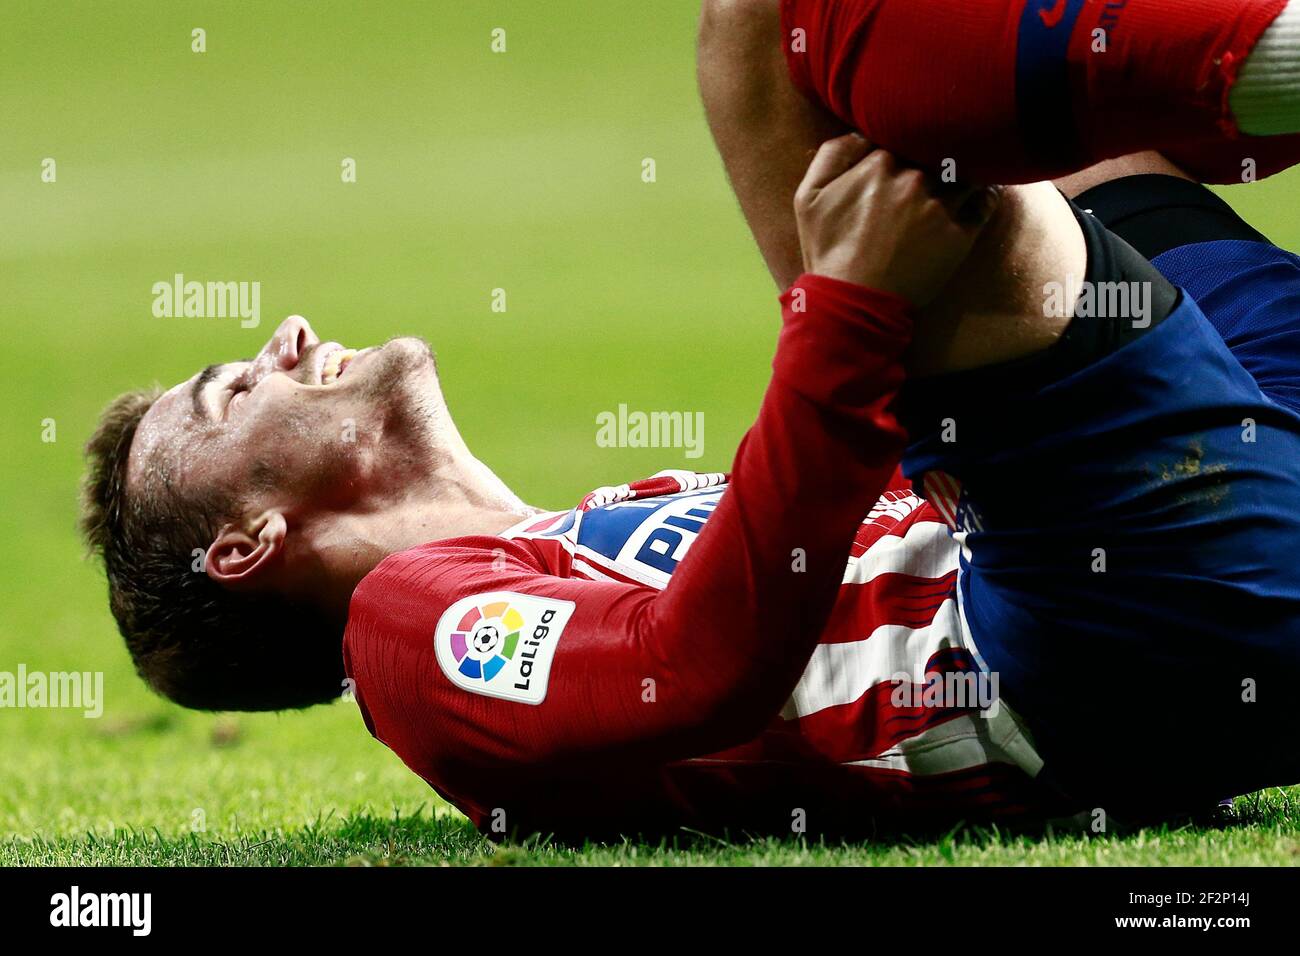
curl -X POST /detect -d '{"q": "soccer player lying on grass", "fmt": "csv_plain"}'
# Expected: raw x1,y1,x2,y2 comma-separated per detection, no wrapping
690,0,1300,832
81,0,1300,841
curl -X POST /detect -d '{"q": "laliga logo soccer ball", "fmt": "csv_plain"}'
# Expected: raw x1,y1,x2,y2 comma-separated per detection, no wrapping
447,600,526,683
471,624,501,655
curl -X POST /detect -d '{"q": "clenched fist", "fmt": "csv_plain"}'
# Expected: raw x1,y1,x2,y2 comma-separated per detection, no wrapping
794,134,1001,307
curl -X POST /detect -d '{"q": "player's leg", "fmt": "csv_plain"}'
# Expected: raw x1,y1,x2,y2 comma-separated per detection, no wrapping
779,0,1300,184
697,0,844,291
900,230,1300,818
698,0,1085,375
895,169,1300,819
704,0,1300,820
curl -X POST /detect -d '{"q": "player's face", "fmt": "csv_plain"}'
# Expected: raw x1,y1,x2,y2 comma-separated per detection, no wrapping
128,315,450,519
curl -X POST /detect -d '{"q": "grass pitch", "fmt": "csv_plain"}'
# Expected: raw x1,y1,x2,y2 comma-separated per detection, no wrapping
4,0,1300,867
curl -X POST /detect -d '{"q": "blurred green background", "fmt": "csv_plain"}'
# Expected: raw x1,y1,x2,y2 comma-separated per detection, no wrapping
3,0,1299,865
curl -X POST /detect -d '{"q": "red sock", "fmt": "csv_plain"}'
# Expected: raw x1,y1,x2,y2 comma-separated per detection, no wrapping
781,0,1299,183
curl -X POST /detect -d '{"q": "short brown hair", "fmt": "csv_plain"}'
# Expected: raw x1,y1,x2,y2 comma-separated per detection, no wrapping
80,388,345,711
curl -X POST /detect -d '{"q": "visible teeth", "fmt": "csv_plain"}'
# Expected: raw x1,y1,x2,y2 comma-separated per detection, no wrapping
321,348,356,385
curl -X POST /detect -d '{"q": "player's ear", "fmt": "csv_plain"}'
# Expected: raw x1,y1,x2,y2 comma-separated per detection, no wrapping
205,511,288,590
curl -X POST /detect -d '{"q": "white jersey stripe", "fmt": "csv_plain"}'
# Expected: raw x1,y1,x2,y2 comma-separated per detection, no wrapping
841,519,959,586
785,596,963,719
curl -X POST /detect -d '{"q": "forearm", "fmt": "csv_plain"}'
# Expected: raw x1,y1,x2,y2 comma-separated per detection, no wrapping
698,0,844,290
639,273,912,745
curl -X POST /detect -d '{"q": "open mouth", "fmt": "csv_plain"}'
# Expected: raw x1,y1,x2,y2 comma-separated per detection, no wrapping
320,347,358,385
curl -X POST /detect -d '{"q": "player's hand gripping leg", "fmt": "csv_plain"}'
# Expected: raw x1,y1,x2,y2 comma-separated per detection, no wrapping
795,135,1002,305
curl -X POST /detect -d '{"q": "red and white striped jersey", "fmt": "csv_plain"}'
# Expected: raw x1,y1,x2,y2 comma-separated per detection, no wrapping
505,470,1042,802
342,275,1049,840
345,468,1046,840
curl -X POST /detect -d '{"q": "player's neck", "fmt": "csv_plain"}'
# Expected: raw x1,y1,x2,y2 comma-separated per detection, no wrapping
297,451,540,620
370,469,539,552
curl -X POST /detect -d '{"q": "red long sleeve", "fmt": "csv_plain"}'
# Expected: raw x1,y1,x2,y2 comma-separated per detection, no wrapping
635,275,913,740
342,275,914,829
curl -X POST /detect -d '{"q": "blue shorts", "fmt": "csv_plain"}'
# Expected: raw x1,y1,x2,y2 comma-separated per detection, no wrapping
902,187,1300,817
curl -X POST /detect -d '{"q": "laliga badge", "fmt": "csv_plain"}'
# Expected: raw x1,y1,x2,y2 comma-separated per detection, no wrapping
434,591,575,704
